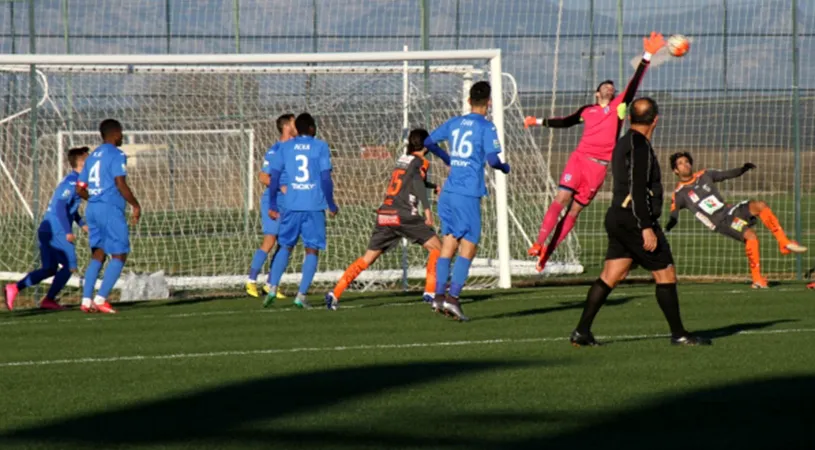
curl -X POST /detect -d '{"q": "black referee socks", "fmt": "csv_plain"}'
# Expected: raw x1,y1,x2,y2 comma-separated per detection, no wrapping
576,278,613,334
655,283,687,337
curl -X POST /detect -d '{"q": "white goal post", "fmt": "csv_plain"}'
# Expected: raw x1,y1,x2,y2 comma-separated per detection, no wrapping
0,50,584,292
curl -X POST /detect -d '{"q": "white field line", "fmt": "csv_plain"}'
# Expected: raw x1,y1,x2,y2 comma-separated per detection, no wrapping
0,286,804,327
1,328,815,369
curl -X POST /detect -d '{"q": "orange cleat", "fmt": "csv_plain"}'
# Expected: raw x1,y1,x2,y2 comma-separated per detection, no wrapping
780,241,807,255
751,278,769,289
528,243,543,257
94,301,117,314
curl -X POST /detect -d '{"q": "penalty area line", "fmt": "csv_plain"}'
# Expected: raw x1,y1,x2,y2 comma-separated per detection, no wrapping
1,328,815,369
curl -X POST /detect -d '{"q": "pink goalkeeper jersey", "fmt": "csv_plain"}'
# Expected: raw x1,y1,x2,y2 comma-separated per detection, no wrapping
544,57,650,161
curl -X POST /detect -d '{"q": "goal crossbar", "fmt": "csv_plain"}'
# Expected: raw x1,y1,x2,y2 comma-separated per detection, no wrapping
0,65,481,75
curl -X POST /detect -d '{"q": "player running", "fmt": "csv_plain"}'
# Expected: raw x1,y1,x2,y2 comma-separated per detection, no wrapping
424,81,511,321
524,32,665,273
245,113,296,300
666,152,807,288
325,129,442,310
76,119,141,314
264,113,337,309
5,147,90,311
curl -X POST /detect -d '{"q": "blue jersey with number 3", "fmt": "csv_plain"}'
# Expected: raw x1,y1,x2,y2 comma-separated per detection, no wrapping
430,113,501,198
270,135,332,211
79,143,128,212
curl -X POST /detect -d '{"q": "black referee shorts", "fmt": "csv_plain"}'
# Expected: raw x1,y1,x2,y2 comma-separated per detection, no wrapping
604,207,674,271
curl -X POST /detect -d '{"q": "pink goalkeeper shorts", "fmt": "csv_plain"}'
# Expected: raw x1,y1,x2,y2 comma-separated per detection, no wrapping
558,151,609,206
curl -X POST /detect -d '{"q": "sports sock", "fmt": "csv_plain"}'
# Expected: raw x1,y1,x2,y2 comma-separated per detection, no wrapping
449,257,472,298
299,253,319,295
46,267,72,300
655,283,686,337
82,258,103,299
98,258,125,299
267,246,283,286
745,238,762,281
435,257,452,296
576,278,612,334
424,249,440,295
16,268,56,291
536,201,564,245
333,257,369,299
552,214,578,248
759,208,790,247
268,246,291,287
248,249,268,282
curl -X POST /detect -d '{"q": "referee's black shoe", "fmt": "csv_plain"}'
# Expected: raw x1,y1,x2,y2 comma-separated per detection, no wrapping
570,330,601,347
671,334,712,346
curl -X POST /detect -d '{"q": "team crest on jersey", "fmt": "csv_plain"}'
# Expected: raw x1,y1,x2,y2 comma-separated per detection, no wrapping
702,184,711,192
688,190,700,203
730,217,748,232
563,173,572,183
603,106,610,114
61,189,71,198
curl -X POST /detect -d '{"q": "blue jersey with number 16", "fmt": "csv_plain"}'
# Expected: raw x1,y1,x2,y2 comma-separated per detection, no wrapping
78,143,128,212
270,135,332,211
430,112,501,198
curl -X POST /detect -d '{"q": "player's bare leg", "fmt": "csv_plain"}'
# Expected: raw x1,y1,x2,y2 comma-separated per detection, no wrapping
326,249,382,311
433,235,460,314
441,238,475,322
571,258,632,346
422,237,442,303
743,228,768,289
750,200,807,254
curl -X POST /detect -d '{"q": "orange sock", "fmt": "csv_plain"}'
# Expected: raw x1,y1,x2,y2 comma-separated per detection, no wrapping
333,257,369,300
745,238,763,282
758,208,790,248
424,249,440,294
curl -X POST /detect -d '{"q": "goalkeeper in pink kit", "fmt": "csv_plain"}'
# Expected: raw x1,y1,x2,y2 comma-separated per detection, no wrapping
525,32,665,272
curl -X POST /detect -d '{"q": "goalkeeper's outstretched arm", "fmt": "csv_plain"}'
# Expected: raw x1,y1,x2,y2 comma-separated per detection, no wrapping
524,107,587,129
618,32,665,106
708,163,756,183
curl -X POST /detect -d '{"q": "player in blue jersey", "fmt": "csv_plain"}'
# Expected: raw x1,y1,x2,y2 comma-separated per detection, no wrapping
423,81,511,321
76,119,141,314
245,113,296,299
4,147,90,311
263,113,338,309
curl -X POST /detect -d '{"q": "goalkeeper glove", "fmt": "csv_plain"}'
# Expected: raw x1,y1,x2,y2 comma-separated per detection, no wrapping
665,217,678,232
524,116,542,129
742,162,756,172
642,31,666,59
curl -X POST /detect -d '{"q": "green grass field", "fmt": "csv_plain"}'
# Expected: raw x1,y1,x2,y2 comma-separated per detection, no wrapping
1,282,814,449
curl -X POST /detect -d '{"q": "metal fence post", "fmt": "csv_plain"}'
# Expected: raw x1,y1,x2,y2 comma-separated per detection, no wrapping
791,0,803,279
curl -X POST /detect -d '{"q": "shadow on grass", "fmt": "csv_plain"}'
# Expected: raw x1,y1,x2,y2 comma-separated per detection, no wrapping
479,296,638,320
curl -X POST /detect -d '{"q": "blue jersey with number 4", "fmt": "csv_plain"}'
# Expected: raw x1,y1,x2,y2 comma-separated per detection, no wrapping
430,113,501,198
270,135,332,211
79,143,128,212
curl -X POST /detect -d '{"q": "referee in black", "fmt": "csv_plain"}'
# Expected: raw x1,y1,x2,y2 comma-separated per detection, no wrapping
570,97,711,347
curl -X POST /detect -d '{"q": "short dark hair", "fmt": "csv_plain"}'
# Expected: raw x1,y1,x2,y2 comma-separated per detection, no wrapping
99,119,122,139
670,152,694,170
67,146,89,168
295,113,316,136
596,79,614,92
406,128,429,155
469,81,491,107
629,97,659,125
276,113,295,134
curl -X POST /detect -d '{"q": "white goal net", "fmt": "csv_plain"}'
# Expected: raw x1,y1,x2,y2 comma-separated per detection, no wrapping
0,51,583,293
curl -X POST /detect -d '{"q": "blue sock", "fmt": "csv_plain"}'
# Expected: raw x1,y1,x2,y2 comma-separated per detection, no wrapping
17,268,56,290
269,246,291,287
449,257,473,299
435,257,451,296
267,246,281,285
97,258,125,299
46,268,72,300
248,249,268,281
299,252,319,295
82,259,103,298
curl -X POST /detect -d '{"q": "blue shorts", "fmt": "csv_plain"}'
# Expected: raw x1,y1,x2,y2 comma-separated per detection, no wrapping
37,222,77,271
86,203,130,255
277,210,326,250
438,191,482,245
260,192,286,236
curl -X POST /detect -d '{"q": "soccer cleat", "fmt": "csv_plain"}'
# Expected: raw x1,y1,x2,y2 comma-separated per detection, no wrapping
535,246,551,273
808,282,815,290
94,301,117,314
781,241,807,255
527,243,543,257
262,291,276,308
262,284,287,299
325,292,338,311
4,283,19,311
430,297,444,314
671,334,712,346
245,281,261,298
570,330,601,347
422,292,435,303
294,296,312,309
39,298,66,311
442,297,469,322
751,278,769,289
